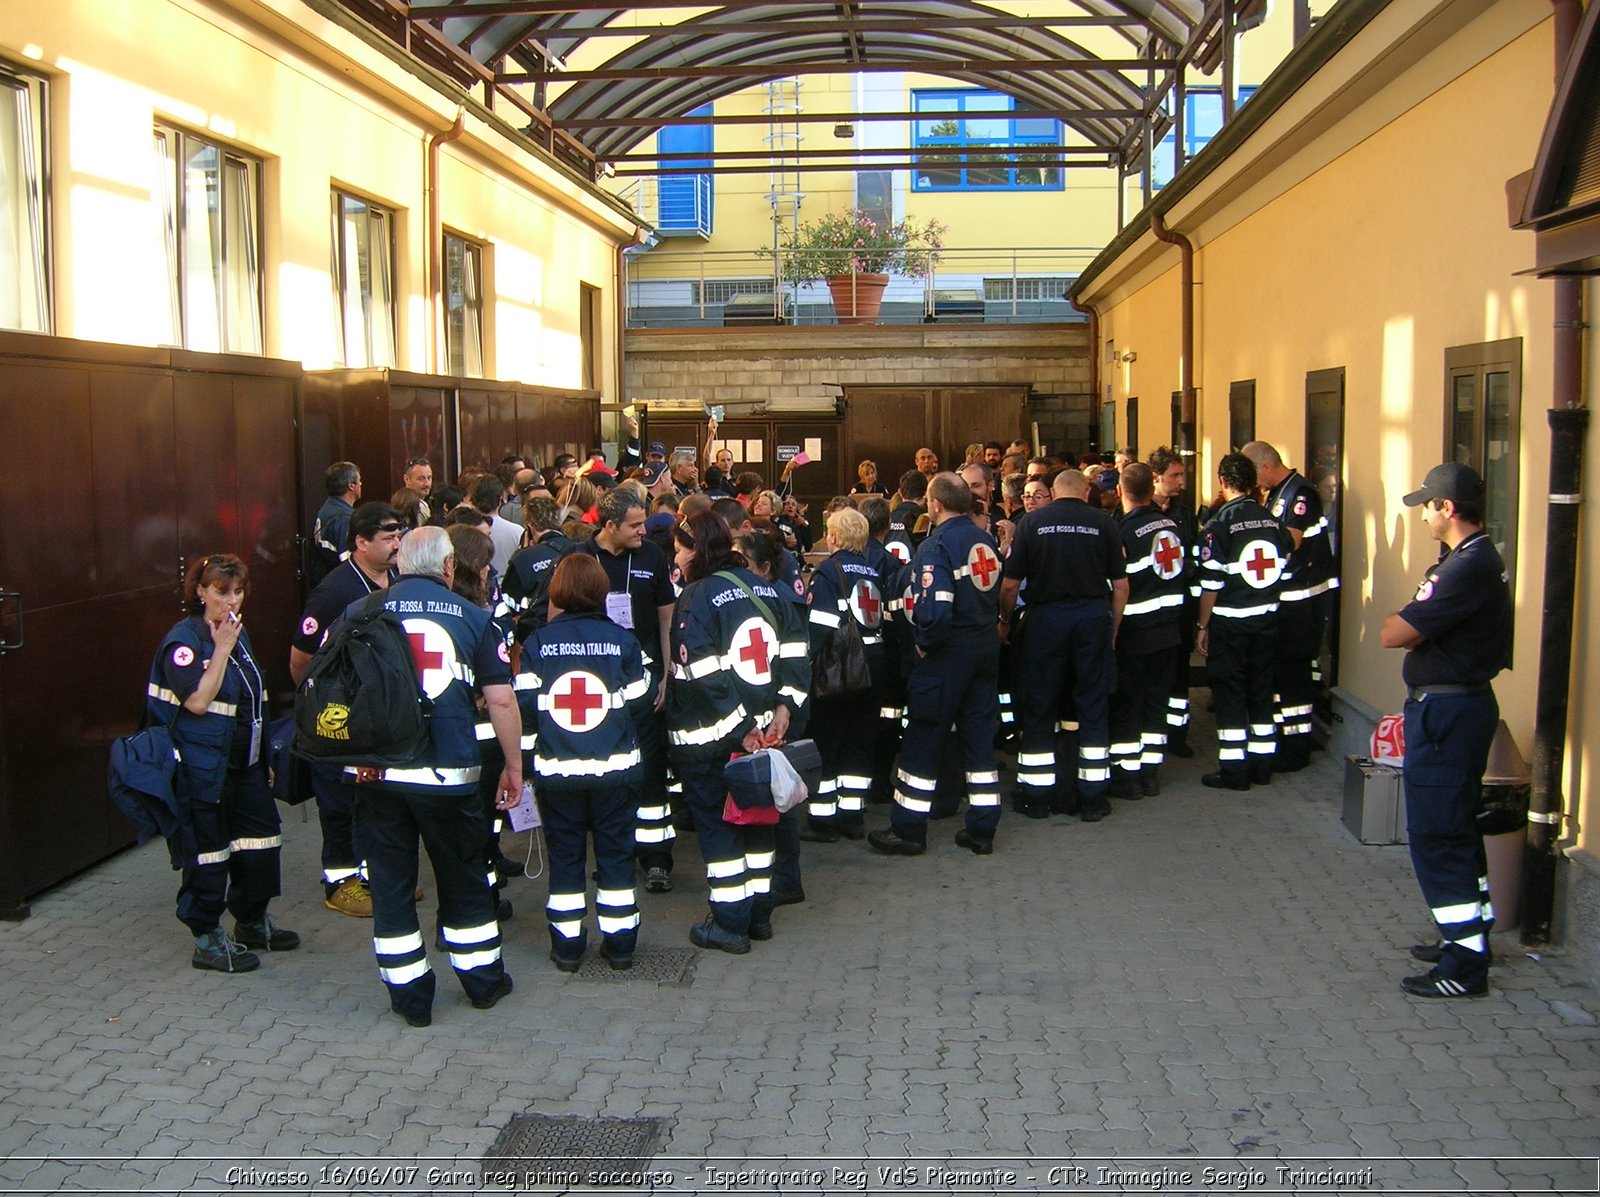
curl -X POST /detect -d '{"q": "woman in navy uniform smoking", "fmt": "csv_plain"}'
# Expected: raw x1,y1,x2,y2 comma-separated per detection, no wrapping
667,512,811,954
146,554,298,973
517,554,653,972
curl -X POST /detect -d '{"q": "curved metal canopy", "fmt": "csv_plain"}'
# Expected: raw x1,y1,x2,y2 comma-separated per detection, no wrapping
363,1,1253,177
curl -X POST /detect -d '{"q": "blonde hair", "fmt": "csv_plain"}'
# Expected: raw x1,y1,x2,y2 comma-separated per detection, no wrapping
826,506,869,553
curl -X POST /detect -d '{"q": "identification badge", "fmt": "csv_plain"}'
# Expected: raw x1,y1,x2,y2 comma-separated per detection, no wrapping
605,592,634,630
507,781,542,832
248,719,262,768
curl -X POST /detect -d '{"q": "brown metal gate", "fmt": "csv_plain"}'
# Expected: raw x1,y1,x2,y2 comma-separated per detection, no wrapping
0,334,300,918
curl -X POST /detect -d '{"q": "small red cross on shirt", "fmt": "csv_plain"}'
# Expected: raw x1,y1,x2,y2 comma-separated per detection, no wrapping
739,625,771,674
855,584,881,623
408,632,444,676
969,546,999,587
1154,535,1182,574
553,675,604,726
1245,546,1277,582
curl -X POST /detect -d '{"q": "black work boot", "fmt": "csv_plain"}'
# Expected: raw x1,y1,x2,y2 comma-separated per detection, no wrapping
192,928,260,973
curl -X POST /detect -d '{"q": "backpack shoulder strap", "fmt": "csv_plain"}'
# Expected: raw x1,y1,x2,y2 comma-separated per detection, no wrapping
715,570,778,627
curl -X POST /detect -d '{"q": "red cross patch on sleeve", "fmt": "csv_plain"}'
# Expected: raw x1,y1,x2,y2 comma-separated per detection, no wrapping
1293,497,1308,517
301,616,319,637
172,645,194,668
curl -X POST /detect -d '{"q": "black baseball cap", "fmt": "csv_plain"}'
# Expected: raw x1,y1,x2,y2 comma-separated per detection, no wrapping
1403,462,1485,507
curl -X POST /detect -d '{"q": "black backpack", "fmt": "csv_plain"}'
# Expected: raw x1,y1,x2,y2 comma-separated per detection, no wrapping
294,591,430,768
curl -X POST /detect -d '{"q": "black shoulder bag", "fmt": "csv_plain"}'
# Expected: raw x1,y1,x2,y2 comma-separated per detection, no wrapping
811,562,873,699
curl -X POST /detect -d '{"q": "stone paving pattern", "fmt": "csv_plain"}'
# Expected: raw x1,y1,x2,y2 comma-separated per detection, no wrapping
0,723,1596,1195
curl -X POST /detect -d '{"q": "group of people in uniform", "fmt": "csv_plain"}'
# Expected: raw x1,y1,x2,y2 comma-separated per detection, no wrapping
141,430,1510,1022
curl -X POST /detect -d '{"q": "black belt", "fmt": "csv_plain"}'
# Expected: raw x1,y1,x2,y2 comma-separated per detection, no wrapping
1407,684,1490,701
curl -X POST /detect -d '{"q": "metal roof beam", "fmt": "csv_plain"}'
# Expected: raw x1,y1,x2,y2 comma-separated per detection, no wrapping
557,106,1144,127
614,157,1117,177
478,14,1152,38
617,144,1118,162
501,57,1177,83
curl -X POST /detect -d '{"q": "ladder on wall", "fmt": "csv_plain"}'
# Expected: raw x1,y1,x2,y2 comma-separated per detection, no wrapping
764,77,804,318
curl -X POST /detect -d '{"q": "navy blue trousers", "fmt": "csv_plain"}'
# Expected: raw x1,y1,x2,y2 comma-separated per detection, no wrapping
310,762,361,890
674,755,775,934
542,783,640,962
891,632,1000,844
358,783,505,1023
1011,601,1114,809
175,762,281,935
1403,691,1498,983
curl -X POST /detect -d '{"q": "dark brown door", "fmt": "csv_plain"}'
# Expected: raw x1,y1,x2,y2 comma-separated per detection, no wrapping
842,387,931,486
0,348,302,917
771,421,844,509
940,386,1026,464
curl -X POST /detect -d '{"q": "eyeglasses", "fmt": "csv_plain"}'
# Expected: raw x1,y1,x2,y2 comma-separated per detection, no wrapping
376,523,405,534
405,456,430,469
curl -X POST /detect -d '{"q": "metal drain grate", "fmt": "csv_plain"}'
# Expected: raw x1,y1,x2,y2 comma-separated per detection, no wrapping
573,948,697,984
483,1114,666,1187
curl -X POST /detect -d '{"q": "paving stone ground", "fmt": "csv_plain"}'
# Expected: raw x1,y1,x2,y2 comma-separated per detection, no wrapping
1,715,1596,1196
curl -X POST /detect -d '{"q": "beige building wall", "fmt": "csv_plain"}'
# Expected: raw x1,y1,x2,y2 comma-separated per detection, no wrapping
1078,3,1596,964
3,0,634,392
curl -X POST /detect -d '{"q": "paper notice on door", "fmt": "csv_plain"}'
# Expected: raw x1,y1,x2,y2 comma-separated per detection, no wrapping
804,437,823,460
746,440,764,464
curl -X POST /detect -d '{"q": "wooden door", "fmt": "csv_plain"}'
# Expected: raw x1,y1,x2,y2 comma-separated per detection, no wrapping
841,387,931,488
939,385,1027,466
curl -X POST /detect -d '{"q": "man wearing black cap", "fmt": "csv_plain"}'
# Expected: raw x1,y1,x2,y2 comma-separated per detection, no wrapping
1381,462,1511,999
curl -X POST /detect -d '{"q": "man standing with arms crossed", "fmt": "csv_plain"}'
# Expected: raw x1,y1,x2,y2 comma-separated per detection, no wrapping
1381,463,1510,999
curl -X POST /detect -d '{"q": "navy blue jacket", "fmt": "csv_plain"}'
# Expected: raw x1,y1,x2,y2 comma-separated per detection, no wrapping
668,568,811,763
905,516,1002,651
516,611,652,792
356,574,512,793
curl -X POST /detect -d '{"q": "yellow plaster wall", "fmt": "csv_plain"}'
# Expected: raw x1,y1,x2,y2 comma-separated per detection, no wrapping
1091,13,1599,861
3,0,625,391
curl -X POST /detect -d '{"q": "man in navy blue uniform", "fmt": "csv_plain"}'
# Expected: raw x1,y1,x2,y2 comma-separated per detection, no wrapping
308,461,361,586
352,526,523,1027
289,501,403,917
1148,447,1199,757
999,468,1127,822
572,488,679,892
1244,441,1340,772
1110,463,1186,798
1381,463,1511,999
869,473,1004,856
1197,454,1293,790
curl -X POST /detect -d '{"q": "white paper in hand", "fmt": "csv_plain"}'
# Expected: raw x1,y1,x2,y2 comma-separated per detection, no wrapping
507,781,542,832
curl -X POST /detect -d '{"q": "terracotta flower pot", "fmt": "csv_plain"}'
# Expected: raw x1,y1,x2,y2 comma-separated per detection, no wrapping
825,272,889,324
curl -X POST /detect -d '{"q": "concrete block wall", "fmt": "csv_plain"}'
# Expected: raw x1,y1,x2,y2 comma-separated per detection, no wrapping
624,325,1091,422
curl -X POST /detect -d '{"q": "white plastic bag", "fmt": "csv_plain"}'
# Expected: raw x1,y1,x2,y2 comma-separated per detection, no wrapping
767,747,810,813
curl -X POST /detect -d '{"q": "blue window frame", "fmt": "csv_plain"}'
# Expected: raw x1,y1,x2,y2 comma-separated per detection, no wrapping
912,90,1063,191
1152,86,1257,189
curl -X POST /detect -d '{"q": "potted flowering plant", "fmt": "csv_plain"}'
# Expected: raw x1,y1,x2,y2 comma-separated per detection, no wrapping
763,208,946,322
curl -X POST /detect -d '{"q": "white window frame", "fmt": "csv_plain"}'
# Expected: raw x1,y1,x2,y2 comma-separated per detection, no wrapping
443,230,484,378
1,62,50,333
331,190,397,368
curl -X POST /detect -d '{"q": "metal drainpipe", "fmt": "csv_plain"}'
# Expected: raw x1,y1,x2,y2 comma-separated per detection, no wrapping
426,109,467,375
1069,296,1100,443
1523,0,1588,946
1150,213,1197,467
